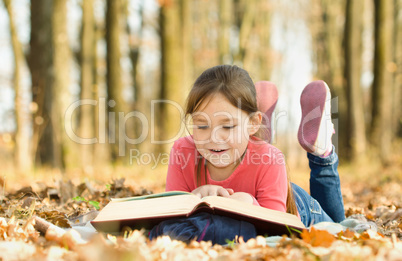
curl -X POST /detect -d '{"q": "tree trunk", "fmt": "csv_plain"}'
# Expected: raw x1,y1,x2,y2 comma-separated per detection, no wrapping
321,0,345,100
180,0,193,96
308,0,348,158
192,0,219,76
106,0,127,160
3,0,33,172
344,0,367,161
79,0,96,171
321,0,347,158
28,0,55,168
235,0,256,68
308,0,326,78
126,0,144,152
52,0,75,169
218,0,233,64
93,16,111,168
256,0,272,80
371,0,394,164
393,0,402,138
160,0,186,152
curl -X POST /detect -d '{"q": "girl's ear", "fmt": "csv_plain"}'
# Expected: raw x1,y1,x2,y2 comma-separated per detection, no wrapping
248,111,262,136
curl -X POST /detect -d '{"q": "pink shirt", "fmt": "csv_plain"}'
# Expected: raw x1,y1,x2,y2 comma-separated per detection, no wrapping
165,136,288,213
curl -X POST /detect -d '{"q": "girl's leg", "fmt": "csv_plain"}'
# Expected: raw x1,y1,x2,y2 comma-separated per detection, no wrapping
298,81,345,223
307,148,345,222
292,183,333,227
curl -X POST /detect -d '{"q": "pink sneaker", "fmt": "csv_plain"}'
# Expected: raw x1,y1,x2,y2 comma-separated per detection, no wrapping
298,80,333,157
255,81,278,144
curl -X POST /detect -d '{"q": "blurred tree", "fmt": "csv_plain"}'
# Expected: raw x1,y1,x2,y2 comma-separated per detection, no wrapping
320,0,346,139
255,0,272,80
344,0,367,161
234,0,257,68
159,0,190,152
393,0,402,138
192,0,219,75
93,12,111,168
28,0,74,169
125,0,143,150
309,0,348,158
232,0,273,80
3,0,33,172
180,0,193,92
106,0,129,160
79,0,96,171
371,0,395,164
28,0,58,168
218,0,233,64
52,0,76,168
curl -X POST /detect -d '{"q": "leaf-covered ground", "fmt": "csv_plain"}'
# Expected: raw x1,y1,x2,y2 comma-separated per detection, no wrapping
0,162,401,260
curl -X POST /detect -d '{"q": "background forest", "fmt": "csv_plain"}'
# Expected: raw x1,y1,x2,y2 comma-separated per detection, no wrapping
0,0,400,181
0,0,401,259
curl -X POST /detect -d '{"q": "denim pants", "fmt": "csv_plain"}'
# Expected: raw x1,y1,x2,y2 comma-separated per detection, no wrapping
149,212,257,244
293,147,345,227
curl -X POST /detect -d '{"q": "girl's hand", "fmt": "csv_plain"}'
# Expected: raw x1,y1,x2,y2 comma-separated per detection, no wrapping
229,192,254,204
192,185,234,198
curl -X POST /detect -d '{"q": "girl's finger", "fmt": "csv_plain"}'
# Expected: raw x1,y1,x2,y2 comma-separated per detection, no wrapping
217,187,230,197
225,188,234,195
193,192,202,198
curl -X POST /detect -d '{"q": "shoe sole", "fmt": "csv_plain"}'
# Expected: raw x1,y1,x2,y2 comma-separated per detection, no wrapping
255,81,278,143
297,80,331,154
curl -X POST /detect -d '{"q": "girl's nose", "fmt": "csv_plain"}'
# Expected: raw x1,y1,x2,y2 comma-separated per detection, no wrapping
211,127,228,144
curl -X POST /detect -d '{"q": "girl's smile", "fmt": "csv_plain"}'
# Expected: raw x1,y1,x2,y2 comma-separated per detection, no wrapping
209,149,228,153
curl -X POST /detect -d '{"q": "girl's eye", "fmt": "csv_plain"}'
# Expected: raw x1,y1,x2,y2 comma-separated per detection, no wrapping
197,125,209,129
223,125,236,129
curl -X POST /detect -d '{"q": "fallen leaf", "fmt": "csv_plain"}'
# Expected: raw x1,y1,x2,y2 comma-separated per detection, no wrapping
301,227,335,247
338,229,357,240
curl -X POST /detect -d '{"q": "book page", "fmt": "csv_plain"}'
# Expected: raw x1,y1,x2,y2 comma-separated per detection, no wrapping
110,191,191,202
201,196,305,229
94,194,203,222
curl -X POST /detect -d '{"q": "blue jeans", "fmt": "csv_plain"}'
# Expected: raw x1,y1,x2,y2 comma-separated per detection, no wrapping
149,212,257,244
292,147,345,227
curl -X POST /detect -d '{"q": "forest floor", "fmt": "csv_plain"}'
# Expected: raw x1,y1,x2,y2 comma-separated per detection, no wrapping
0,152,401,260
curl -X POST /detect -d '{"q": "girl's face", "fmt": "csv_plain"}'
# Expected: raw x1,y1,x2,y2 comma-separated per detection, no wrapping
189,93,261,175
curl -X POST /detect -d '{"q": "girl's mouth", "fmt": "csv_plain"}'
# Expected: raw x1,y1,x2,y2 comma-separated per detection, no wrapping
209,149,228,154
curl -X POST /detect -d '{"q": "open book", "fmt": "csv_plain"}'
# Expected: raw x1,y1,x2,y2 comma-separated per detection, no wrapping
91,191,305,236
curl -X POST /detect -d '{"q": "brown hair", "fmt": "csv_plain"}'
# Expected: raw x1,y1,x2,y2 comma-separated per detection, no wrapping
185,65,297,215
186,65,258,120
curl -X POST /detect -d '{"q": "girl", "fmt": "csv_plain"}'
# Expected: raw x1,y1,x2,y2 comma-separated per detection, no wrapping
149,65,345,244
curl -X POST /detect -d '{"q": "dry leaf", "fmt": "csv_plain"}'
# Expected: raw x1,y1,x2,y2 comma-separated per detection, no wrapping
338,229,358,241
301,227,335,247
